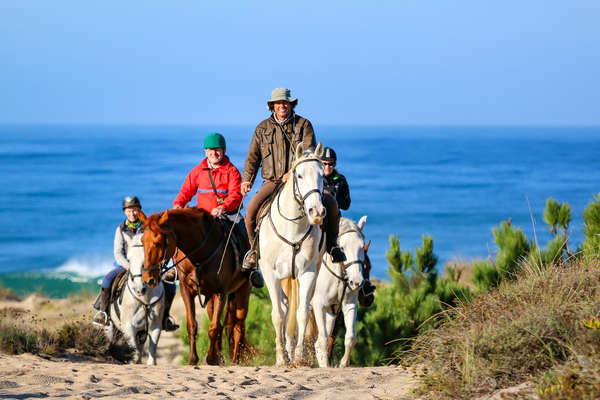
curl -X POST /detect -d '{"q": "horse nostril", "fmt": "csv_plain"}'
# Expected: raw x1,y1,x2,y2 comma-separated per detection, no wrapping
141,287,147,295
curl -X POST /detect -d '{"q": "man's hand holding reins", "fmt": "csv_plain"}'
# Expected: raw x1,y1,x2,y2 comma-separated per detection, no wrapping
241,182,252,196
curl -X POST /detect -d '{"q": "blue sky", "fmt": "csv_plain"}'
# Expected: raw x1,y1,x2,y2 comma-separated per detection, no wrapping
0,1,598,125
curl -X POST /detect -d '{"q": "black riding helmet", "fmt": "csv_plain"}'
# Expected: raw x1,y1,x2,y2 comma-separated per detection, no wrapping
322,147,337,162
122,196,142,210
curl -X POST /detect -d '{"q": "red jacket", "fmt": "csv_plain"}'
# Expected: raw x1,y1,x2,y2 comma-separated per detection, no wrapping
173,156,243,213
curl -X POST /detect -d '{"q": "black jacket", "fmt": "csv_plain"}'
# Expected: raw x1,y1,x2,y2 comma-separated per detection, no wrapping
324,170,351,210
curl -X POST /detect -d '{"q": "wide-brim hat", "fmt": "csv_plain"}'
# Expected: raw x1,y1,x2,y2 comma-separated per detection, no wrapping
267,88,298,110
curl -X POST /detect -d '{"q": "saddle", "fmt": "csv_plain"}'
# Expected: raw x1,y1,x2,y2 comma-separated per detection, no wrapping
216,216,249,273
256,182,284,229
109,270,129,320
252,182,285,260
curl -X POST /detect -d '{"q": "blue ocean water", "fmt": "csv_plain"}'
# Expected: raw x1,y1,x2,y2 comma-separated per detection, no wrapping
1,124,599,296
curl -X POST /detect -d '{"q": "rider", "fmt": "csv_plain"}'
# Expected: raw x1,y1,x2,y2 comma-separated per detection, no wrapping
241,88,346,270
93,196,179,331
321,147,351,211
173,132,264,288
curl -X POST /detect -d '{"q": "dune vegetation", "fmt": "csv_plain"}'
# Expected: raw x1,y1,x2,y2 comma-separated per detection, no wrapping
407,194,600,398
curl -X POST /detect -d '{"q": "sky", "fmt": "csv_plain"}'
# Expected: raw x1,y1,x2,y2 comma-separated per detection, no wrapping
0,1,599,125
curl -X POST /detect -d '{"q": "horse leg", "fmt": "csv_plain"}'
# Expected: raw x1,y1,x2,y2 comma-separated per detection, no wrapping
146,313,163,366
311,297,330,368
327,313,343,365
123,324,142,364
339,300,358,368
264,273,289,366
225,294,236,361
180,283,199,365
206,293,225,365
205,294,223,357
230,285,251,364
295,270,317,365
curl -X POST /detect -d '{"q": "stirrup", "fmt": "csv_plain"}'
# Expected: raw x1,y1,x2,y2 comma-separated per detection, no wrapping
92,310,109,328
242,249,258,270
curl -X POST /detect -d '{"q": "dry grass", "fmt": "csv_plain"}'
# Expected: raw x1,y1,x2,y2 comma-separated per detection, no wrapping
0,293,134,362
408,258,600,399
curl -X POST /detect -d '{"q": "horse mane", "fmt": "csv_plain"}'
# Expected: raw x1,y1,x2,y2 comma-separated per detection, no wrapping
339,217,365,239
144,208,212,234
290,149,321,170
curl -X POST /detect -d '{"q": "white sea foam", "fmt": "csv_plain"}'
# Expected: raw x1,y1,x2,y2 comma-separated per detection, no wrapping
54,255,114,279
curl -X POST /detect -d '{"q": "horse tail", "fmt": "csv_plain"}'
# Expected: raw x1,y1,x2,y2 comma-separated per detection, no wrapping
282,277,299,340
305,308,318,345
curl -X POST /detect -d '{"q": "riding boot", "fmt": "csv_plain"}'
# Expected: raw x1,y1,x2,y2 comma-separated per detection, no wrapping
162,283,179,332
358,280,376,307
242,239,263,288
93,287,111,326
242,226,258,270
323,193,346,263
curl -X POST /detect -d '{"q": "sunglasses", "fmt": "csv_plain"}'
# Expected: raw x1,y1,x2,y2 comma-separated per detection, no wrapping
322,161,335,166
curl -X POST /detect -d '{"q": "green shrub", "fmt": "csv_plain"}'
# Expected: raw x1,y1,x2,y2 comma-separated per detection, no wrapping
0,326,39,354
493,221,530,279
351,235,471,366
472,260,500,292
583,194,600,259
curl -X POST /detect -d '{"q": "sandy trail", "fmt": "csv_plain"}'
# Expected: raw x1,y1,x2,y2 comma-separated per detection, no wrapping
0,294,417,399
0,354,415,399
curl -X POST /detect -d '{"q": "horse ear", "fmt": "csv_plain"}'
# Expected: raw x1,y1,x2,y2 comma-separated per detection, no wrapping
158,210,169,226
295,143,304,160
138,210,147,224
357,215,368,231
364,240,371,253
315,142,324,158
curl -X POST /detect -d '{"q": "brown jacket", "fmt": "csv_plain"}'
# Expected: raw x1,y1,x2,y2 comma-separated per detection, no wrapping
242,113,316,184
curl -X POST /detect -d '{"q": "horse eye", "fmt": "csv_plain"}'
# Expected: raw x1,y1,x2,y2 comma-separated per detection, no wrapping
297,174,302,179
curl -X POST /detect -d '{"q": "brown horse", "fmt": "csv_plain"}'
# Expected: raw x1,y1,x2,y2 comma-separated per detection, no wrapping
139,208,252,365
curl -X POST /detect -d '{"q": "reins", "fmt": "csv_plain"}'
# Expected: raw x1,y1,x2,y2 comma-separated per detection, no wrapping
121,247,165,331
276,157,323,222
268,157,323,279
157,219,216,276
323,228,366,320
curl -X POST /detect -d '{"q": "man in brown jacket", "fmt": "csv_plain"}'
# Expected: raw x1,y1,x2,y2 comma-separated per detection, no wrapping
241,88,346,271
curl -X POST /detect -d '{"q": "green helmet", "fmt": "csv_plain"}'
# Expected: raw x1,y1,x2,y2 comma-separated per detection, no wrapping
204,132,226,149
122,196,142,210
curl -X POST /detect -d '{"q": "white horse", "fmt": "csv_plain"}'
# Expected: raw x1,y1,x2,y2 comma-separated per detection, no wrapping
260,142,326,366
312,216,367,367
104,235,166,365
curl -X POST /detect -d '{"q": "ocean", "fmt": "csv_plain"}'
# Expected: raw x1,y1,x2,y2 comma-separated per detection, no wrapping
1,124,599,297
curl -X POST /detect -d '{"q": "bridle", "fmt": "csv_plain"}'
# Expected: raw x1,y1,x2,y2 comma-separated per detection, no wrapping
277,157,323,222
142,230,176,276
124,243,164,310
323,229,366,285
269,157,325,279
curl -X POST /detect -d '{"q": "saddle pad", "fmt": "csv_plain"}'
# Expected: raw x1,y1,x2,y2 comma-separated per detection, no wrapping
256,182,284,228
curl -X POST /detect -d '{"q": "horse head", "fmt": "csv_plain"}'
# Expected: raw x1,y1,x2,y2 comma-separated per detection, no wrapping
127,235,148,296
292,142,326,225
338,216,368,291
139,210,176,288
